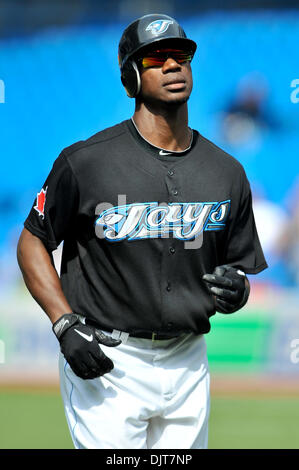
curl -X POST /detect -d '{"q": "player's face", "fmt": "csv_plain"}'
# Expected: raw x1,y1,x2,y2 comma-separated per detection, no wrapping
137,47,194,107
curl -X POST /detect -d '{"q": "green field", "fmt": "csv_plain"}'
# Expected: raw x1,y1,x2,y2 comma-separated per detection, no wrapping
0,388,298,449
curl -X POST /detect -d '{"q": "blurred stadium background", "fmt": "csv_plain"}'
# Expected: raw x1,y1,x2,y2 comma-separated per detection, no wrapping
0,0,299,449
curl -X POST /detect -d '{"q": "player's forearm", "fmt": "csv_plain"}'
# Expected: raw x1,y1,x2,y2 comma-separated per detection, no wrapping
17,228,72,324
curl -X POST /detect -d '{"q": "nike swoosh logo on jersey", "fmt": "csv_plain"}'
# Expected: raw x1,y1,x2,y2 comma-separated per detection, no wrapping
159,150,172,156
74,329,93,342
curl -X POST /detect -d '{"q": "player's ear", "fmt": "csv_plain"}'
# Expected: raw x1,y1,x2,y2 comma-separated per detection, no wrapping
121,60,141,98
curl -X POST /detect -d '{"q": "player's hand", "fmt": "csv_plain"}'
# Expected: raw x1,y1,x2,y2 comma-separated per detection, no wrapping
52,313,121,380
202,265,250,314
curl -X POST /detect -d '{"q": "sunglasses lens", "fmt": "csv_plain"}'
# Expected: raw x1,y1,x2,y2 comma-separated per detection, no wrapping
141,49,193,68
142,57,165,68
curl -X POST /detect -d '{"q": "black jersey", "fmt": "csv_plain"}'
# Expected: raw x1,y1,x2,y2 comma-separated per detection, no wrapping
24,120,267,336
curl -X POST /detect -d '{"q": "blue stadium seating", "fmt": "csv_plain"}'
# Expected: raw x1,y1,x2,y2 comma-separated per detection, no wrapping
0,11,298,284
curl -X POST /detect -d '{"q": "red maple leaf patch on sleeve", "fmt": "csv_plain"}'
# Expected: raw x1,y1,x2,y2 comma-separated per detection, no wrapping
34,187,47,218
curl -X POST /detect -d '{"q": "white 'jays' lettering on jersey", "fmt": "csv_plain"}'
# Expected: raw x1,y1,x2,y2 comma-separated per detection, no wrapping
95,200,230,242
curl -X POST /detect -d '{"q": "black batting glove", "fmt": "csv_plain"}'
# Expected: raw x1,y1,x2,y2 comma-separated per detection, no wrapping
52,313,121,380
202,265,250,314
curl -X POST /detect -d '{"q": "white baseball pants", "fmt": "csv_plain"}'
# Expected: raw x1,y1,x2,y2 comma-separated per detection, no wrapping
59,332,210,449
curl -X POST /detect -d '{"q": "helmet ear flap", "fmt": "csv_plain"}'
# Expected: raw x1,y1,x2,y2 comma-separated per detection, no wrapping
121,60,141,98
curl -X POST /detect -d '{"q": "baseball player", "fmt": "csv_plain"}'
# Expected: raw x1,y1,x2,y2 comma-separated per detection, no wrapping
17,14,267,449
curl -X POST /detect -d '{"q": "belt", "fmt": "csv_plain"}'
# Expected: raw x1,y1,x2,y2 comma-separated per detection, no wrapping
111,328,190,342
85,320,187,342
131,331,180,341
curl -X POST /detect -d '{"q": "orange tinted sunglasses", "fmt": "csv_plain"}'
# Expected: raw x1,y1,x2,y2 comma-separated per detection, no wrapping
139,49,194,68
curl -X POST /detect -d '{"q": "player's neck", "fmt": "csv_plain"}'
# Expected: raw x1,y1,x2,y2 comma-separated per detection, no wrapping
132,102,190,152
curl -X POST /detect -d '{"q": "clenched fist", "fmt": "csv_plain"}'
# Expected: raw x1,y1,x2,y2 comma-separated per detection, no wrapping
53,313,121,379
202,265,250,314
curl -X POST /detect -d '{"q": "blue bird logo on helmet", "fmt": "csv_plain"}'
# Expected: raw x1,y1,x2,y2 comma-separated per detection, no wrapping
146,19,173,35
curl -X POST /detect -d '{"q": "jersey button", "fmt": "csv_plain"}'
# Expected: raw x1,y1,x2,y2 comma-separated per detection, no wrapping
172,189,178,196
168,170,174,177
166,282,171,292
169,246,175,254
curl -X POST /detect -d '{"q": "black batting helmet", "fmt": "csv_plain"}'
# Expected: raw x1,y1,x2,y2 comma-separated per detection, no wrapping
118,14,197,98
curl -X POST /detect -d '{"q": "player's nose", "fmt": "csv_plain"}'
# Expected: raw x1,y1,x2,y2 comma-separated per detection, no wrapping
162,57,182,73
